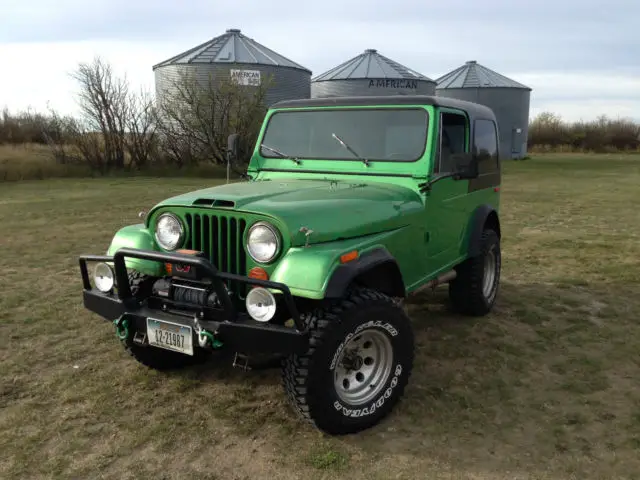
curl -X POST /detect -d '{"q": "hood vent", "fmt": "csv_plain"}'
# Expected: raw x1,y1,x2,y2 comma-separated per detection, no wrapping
192,198,236,208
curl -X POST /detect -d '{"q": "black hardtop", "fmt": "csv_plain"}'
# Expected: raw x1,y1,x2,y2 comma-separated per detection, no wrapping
270,95,496,121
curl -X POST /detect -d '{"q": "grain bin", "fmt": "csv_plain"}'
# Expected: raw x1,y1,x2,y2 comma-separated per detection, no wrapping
311,49,436,98
152,28,312,108
435,60,532,159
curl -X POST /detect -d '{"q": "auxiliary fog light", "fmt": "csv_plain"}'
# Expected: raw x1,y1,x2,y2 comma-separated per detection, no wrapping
245,287,276,322
94,262,115,292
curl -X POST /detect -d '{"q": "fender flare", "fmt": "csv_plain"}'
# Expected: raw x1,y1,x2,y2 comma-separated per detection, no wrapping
324,247,405,299
467,204,501,257
106,224,166,277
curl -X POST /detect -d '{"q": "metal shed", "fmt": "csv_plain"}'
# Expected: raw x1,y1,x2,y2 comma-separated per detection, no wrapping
311,49,436,98
435,60,532,159
152,28,312,108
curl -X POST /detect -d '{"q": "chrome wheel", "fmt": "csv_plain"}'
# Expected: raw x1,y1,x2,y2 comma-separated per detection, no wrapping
482,247,497,299
334,329,394,405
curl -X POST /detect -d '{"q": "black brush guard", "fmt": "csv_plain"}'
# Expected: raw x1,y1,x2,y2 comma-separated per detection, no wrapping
79,247,310,355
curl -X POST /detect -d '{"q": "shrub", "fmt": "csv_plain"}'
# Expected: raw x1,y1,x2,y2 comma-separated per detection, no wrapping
528,112,640,153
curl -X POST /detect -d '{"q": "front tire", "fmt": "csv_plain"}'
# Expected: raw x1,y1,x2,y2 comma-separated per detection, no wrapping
282,288,414,435
449,227,501,316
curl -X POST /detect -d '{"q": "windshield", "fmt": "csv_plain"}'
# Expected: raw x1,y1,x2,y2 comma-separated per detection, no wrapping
259,108,429,162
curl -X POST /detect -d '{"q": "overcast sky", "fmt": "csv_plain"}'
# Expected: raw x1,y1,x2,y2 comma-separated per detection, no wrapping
1,0,638,122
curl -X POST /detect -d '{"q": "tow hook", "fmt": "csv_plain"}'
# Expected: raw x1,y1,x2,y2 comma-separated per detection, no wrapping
113,316,130,340
194,320,223,349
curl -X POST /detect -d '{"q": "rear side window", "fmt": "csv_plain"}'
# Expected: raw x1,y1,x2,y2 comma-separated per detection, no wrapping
473,119,499,174
439,112,469,173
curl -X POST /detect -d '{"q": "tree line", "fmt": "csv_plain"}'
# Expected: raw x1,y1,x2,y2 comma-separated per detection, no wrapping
528,112,640,153
1,57,639,172
0,56,271,173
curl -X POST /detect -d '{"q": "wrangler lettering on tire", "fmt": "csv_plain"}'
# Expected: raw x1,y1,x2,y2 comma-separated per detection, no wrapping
282,288,414,435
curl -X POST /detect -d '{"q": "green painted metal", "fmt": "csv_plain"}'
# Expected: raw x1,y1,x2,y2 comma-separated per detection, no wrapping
149,180,423,248
104,98,501,302
106,224,165,277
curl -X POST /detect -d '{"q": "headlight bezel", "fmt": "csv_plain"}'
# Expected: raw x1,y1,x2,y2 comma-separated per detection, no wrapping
154,212,185,251
93,262,115,293
245,286,277,322
246,221,281,264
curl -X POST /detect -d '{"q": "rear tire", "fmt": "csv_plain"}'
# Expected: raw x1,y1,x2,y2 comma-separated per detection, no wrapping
449,228,501,316
282,287,414,435
120,271,208,371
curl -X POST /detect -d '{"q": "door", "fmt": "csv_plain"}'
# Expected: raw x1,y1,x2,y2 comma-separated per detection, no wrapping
511,127,522,156
423,109,472,274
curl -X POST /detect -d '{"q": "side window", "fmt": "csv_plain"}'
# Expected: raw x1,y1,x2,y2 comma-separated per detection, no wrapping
473,119,499,174
439,112,468,173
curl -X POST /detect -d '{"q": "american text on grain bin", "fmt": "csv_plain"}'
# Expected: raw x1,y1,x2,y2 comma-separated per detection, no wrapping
368,79,418,89
231,69,262,86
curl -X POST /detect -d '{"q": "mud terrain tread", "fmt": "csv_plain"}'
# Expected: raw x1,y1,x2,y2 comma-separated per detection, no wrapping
127,270,152,297
449,228,500,316
281,287,414,433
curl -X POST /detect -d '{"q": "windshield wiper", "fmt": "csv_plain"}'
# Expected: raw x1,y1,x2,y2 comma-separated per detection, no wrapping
331,133,370,166
260,144,301,165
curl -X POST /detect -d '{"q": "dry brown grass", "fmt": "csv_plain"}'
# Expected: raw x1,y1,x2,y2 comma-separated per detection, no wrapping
1,154,639,479
0,143,90,181
0,143,234,182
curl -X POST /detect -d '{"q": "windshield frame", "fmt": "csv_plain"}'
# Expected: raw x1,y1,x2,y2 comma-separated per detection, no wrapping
257,106,430,164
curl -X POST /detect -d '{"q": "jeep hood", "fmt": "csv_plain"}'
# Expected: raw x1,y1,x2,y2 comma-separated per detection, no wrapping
153,179,424,246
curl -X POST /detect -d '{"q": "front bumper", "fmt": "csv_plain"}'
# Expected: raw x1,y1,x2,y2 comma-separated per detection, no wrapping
79,247,310,355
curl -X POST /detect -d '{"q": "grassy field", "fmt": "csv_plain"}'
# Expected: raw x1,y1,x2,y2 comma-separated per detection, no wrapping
1,153,640,479
0,144,233,182
0,143,87,181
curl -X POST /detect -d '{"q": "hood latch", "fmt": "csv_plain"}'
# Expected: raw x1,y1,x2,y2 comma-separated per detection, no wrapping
299,226,314,248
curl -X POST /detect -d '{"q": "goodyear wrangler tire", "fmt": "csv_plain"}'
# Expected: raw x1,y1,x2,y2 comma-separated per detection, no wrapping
448,228,501,316
282,287,414,435
121,271,208,371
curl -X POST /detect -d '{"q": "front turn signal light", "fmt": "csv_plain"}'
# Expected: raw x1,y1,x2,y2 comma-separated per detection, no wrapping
248,267,269,281
340,250,359,264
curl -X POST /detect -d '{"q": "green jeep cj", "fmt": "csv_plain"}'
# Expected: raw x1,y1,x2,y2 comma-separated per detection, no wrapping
79,95,502,435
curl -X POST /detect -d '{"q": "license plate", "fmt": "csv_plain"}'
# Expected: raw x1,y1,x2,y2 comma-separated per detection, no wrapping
146,318,194,356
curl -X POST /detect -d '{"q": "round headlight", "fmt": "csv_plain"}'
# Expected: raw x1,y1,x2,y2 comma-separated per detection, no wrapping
155,213,184,250
94,262,114,292
245,287,276,322
246,222,280,263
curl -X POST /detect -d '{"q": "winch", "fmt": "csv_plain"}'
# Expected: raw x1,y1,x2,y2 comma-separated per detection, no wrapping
151,278,227,308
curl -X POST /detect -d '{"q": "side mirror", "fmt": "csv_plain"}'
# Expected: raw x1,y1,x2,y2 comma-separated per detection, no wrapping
226,133,240,165
452,153,478,179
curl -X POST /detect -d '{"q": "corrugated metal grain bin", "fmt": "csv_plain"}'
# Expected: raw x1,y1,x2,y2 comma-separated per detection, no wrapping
153,28,312,108
311,49,436,98
435,60,532,159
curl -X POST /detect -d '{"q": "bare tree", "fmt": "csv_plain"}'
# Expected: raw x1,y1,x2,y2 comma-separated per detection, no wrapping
41,107,84,165
70,56,129,171
124,88,158,169
156,70,272,167
45,57,161,172
40,57,269,173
